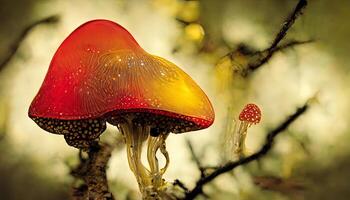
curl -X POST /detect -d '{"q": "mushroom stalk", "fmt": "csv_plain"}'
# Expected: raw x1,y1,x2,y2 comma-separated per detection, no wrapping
147,132,170,190
232,121,250,157
117,117,170,199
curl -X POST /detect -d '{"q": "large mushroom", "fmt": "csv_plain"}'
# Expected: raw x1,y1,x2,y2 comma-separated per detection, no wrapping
28,19,214,198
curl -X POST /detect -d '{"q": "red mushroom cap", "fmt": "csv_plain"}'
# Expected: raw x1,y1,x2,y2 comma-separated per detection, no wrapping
28,20,214,147
239,103,261,124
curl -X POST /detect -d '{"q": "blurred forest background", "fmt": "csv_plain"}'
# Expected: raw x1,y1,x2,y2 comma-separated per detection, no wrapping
1,0,350,199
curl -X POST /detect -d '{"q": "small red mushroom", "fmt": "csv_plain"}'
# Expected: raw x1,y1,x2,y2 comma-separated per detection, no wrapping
233,103,261,156
28,19,214,198
239,103,262,125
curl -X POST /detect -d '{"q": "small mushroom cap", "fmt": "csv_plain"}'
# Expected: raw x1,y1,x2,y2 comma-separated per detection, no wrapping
29,19,214,137
239,103,261,124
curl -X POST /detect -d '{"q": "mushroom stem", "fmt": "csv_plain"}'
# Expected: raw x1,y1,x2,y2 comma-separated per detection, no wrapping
119,122,151,191
159,135,170,175
233,121,250,157
147,136,161,173
147,132,170,190
117,117,171,199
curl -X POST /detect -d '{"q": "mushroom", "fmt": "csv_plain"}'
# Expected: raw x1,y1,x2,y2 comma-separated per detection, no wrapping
28,19,214,198
232,103,261,156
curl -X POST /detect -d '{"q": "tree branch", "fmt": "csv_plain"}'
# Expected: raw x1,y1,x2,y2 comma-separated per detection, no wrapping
183,102,309,200
0,15,60,72
71,137,124,200
247,0,308,72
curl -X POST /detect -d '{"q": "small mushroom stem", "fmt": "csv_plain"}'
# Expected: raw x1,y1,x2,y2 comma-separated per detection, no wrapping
232,121,251,157
117,117,171,199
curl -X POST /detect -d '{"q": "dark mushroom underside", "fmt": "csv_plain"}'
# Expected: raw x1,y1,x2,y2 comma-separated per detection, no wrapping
31,110,203,149
32,117,106,149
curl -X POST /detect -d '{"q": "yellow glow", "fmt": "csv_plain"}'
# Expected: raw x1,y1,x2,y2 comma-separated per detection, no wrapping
185,23,205,42
149,55,213,120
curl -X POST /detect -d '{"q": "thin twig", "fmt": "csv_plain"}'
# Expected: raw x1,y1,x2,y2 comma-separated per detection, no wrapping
186,139,206,178
272,39,314,52
185,139,211,198
0,15,60,72
173,179,190,193
247,0,308,72
183,102,309,200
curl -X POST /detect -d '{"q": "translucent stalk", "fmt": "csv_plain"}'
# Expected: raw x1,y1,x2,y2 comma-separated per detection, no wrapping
117,117,171,199
232,121,250,158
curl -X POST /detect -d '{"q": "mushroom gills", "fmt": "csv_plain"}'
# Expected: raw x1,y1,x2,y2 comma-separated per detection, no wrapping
32,117,106,149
